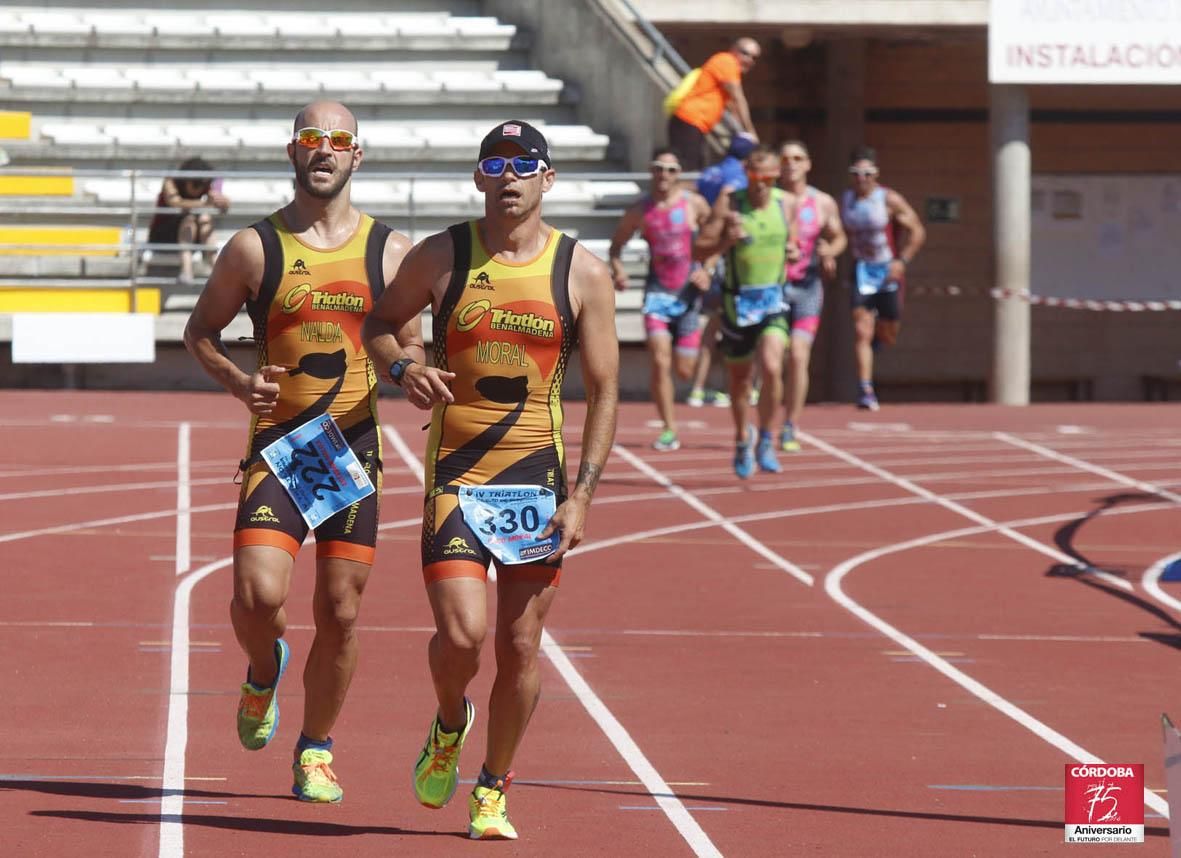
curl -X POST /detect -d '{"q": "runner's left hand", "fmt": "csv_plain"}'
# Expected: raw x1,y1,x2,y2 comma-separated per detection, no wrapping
539,494,589,563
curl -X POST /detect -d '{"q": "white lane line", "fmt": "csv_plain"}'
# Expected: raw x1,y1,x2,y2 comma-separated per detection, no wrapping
0,502,237,545
797,430,1130,590
176,423,191,577
382,424,722,858
159,556,234,858
822,504,1170,820
157,462,423,856
0,477,225,503
0,459,225,480
575,480,1171,564
1144,553,1181,613
994,433,1181,604
611,444,812,587
995,432,1181,504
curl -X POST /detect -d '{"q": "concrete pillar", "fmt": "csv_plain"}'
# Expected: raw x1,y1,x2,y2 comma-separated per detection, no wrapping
989,85,1031,405
820,38,865,402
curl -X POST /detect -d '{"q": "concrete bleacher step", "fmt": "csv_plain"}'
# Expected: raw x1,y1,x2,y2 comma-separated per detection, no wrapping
0,8,520,52
0,225,122,256
15,120,610,165
74,175,641,215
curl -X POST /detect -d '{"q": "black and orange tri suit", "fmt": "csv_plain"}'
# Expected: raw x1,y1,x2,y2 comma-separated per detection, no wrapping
421,220,577,585
233,211,391,564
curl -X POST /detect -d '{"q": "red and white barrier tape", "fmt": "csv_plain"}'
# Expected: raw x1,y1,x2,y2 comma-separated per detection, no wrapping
989,288,1181,312
903,284,1181,311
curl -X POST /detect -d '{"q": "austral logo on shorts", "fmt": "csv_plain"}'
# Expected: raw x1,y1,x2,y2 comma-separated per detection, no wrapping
453,299,554,338
1064,763,1144,843
250,505,281,524
281,283,365,315
444,536,476,556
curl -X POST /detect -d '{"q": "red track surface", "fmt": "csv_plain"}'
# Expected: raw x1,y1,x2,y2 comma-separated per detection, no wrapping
3,390,1180,856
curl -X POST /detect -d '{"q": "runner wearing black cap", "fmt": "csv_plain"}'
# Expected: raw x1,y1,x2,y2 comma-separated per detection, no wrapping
363,119,620,840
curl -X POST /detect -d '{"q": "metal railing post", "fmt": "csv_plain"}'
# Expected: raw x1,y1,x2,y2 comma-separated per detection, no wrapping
128,168,139,313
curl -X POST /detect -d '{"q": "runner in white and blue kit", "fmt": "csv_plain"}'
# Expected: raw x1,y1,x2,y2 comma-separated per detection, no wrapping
840,145,925,411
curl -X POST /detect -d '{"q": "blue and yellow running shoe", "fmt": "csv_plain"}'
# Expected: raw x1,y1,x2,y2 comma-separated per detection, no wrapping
292,748,343,803
733,425,755,479
780,422,801,453
413,697,475,808
756,431,781,473
468,773,518,840
236,638,290,751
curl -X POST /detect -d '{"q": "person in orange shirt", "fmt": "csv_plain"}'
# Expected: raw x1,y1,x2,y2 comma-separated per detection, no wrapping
668,37,761,171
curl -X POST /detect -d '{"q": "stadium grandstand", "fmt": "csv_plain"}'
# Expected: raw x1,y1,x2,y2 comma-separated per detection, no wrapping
0,0,682,391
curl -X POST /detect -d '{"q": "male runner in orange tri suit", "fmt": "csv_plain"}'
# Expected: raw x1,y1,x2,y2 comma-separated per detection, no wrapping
184,101,411,803
363,120,619,840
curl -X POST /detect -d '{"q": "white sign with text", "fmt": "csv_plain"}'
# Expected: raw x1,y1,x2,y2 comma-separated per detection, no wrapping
989,0,1181,84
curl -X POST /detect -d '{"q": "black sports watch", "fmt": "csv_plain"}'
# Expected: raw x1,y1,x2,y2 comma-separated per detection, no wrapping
390,357,415,386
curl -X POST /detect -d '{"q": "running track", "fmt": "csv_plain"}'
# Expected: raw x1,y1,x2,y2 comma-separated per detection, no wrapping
3,390,1180,856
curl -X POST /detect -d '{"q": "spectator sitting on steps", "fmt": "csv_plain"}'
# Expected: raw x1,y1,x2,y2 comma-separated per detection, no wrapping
148,156,230,285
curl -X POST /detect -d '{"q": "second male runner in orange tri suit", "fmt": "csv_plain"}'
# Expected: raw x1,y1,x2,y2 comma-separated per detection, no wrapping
363,120,619,840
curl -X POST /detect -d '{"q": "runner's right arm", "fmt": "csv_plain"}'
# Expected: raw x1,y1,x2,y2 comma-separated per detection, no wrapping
362,231,457,409
183,228,287,415
687,191,716,290
607,202,644,292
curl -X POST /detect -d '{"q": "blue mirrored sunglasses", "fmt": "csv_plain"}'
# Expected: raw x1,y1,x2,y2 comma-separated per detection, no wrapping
477,155,547,178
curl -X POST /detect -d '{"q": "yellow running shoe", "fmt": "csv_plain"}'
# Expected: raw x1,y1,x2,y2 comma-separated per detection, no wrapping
468,773,518,840
412,697,475,808
236,638,290,751
292,748,343,803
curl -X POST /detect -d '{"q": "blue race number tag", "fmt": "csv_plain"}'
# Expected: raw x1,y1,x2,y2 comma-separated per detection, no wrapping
856,260,897,295
457,484,559,565
260,413,375,530
642,290,689,321
734,283,784,327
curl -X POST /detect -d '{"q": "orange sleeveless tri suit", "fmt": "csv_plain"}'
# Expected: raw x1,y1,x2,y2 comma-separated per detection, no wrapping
233,211,391,564
421,220,577,585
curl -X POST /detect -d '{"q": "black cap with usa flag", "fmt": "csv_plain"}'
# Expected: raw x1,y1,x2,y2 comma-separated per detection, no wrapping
477,120,552,167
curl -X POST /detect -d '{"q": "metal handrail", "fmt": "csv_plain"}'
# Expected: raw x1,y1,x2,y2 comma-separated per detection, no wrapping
0,166,687,310
612,0,693,76
0,167,680,238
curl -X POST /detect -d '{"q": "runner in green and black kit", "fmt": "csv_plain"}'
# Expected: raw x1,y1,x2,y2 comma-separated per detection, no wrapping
697,144,795,478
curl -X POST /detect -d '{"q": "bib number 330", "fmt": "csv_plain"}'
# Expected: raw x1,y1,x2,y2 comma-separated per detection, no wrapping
457,485,559,565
